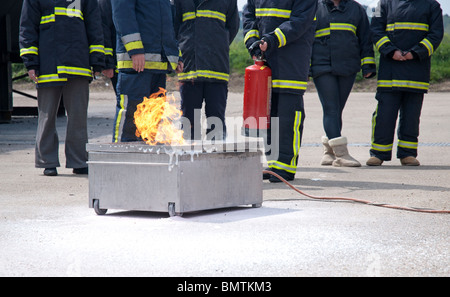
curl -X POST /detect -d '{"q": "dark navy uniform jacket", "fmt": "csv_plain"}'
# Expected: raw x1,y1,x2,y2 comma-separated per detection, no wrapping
174,0,240,83
243,0,317,95
112,0,180,73
19,0,105,88
371,0,444,93
311,0,376,79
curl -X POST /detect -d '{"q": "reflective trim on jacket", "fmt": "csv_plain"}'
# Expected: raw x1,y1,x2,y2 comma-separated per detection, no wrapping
174,0,240,83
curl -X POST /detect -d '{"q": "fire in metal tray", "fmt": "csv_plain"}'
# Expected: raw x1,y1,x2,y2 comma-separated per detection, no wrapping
134,88,185,146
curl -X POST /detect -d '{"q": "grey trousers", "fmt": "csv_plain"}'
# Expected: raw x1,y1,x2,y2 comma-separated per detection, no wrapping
35,77,89,169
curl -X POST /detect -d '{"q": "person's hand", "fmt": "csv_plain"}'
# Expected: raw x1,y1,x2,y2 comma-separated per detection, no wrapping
364,72,374,78
28,69,38,83
132,54,145,72
175,61,184,73
259,41,268,52
402,51,414,60
393,50,406,61
102,68,115,78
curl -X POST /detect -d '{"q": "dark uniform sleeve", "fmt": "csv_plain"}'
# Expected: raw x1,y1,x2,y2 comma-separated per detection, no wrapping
98,0,116,70
357,5,376,78
371,0,397,58
112,0,145,57
261,0,317,56
83,0,106,71
226,0,240,45
242,0,260,55
19,0,41,71
410,1,444,60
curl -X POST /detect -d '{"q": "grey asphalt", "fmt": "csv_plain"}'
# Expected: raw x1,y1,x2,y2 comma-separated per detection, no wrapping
0,87,449,277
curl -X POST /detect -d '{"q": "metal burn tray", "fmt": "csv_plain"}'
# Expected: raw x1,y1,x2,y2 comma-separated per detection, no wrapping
87,141,263,216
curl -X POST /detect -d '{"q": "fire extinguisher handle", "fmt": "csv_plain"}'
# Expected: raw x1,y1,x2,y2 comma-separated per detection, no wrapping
249,39,265,61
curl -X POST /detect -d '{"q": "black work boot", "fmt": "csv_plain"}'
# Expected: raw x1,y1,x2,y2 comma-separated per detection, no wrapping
269,168,294,183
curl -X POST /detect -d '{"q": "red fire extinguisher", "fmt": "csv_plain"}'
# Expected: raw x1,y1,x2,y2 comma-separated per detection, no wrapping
242,40,272,137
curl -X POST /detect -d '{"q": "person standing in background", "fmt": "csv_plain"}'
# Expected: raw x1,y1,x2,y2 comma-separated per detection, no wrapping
19,0,106,176
310,0,376,167
367,0,443,166
98,0,118,94
243,0,317,182
174,0,240,141
111,0,183,143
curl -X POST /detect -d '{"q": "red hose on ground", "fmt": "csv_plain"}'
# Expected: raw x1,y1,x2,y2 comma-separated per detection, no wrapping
263,170,450,214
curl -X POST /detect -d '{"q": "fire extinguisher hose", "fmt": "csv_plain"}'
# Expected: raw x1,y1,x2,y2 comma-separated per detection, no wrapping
262,170,450,214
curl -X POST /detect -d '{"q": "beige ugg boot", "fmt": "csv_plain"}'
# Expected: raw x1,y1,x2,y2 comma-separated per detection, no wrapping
320,136,335,165
328,136,361,167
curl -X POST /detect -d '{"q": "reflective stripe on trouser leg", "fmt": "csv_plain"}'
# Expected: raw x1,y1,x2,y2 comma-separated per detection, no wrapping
397,92,423,159
370,92,401,160
268,93,305,174
113,94,128,142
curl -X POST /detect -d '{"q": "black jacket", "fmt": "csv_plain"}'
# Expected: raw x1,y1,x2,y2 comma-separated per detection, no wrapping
98,0,116,71
19,0,105,88
174,0,240,83
371,0,444,93
243,0,317,95
310,0,376,78
112,0,180,73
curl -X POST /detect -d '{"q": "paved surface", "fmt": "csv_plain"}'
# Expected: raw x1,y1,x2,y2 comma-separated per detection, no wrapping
0,87,449,277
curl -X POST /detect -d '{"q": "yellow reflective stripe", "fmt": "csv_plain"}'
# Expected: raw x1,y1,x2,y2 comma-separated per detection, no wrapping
89,45,105,54
272,80,307,90
37,74,68,84
244,29,260,43
375,36,390,50
330,23,357,34
104,47,114,56
54,7,84,20
255,8,291,18
124,40,144,52
267,160,297,174
291,111,302,167
117,60,170,71
182,11,196,22
114,94,127,143
377,80,429,90
361,57,376,65
398,140,418,149
420,38,434,56
196,10,226,22
386,22,429,32
57,66,92,77
178,70,229,81
371,142,393,152
315,28,330,38
20,46,39,56
274,28,287,48
40,14,55,24
370,105,378,147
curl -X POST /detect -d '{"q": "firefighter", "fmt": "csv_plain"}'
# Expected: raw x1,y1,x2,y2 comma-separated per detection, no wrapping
173,0,240,141
367,0,444,166
19,0,106,176
111,0,183,142
98,0,118,94
310,0,376,167
243,0,317,182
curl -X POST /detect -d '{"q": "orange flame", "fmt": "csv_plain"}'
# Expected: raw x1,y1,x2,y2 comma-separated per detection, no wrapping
134,88,185,145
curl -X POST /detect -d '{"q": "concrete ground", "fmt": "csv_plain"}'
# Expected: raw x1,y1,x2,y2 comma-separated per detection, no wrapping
0,86,449,277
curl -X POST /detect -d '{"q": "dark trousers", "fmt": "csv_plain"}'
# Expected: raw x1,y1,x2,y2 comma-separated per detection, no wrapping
313,73,356,139
180,81,228,140
370,91,424,160
113,71,166,142
267,92,305,176
35,77,89,169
